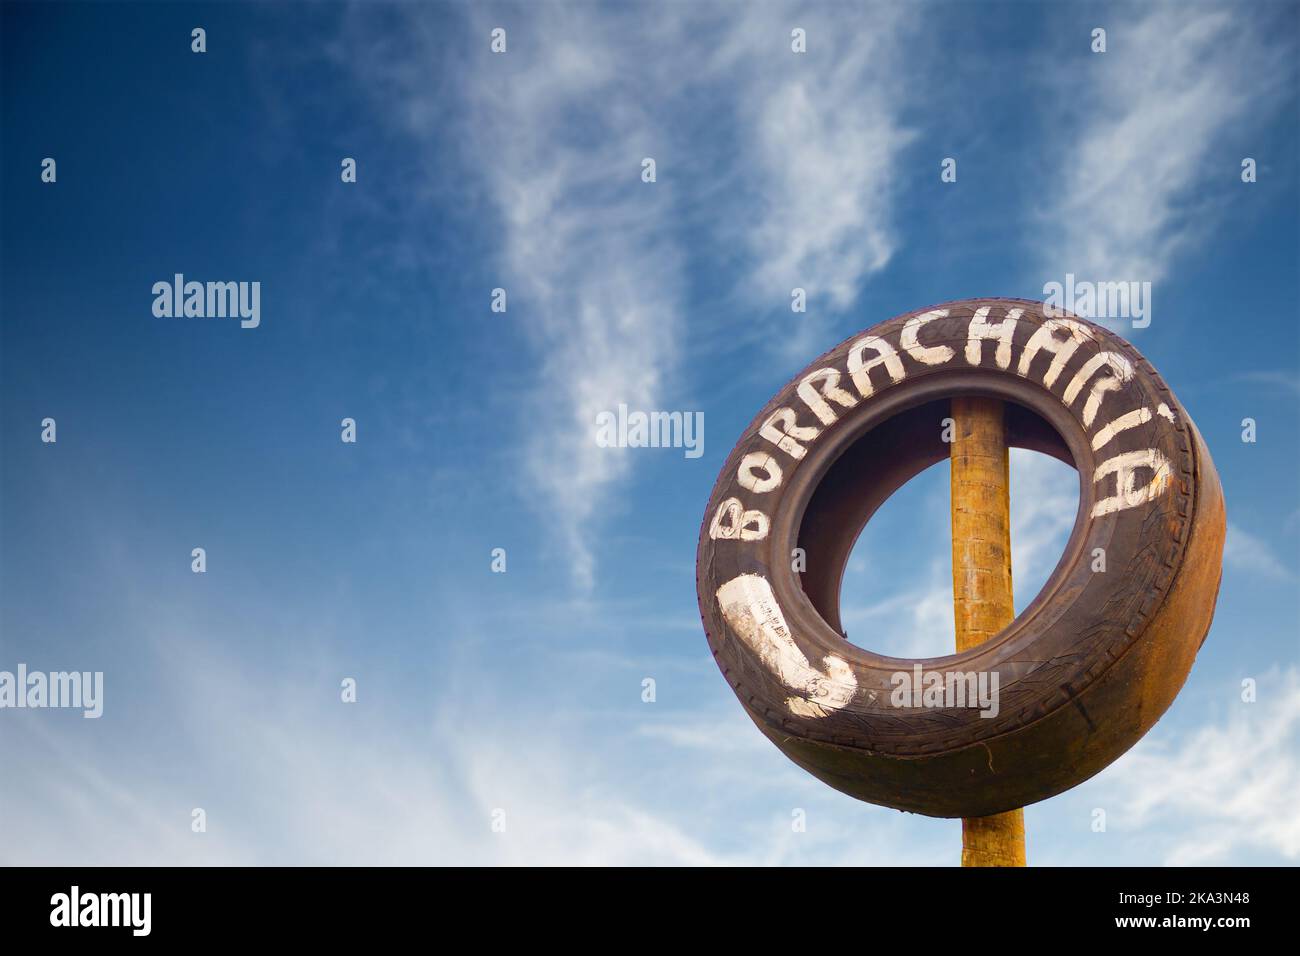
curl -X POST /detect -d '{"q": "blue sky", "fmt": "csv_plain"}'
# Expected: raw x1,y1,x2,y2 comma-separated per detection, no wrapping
2,0,1298,865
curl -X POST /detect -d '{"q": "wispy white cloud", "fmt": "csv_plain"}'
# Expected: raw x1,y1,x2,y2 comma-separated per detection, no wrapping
1230,370,1300,397
334,4,923,587
1225,521,1290,581
712,7,919,323
2,640,734,865
636,710,771,755
1078,667,1300,865
9,538,1293,867
456,10,689,590
1,625,957,866
1039,5,1287,283
840,450,1077,657
841,567,956,659
331,7,685,589
1008,448,1078,603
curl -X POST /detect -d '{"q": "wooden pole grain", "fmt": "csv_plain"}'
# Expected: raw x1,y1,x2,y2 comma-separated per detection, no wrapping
949,396,1027,867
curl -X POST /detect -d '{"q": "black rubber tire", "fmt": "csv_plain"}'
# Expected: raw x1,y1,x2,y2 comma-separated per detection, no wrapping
696,298,1225,818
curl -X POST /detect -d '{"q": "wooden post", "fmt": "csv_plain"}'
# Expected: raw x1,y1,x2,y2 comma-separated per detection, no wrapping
949,396,1027,867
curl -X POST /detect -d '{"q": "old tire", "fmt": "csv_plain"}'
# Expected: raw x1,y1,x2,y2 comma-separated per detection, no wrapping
696,298,1225,818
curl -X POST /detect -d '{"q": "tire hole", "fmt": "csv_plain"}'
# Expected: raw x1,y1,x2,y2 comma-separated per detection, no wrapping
797,399,1079,657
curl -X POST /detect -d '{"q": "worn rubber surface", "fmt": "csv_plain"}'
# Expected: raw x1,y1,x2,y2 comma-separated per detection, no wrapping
696,298,1225,818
